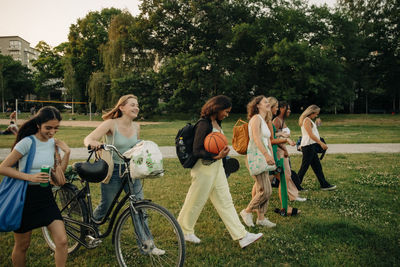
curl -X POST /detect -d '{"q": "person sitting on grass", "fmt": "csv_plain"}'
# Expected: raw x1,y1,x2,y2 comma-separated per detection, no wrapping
1,121,18,135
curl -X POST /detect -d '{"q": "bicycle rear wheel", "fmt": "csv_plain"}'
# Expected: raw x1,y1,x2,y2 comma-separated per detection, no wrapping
42,183,88,254
114,202,185,267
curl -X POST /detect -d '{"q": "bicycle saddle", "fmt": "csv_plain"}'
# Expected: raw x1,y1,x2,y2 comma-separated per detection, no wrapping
73,159,109,183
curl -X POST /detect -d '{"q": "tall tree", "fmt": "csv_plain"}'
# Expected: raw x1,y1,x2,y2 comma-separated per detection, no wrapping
88,11,157,111
65,8,122,105
32,41,64,99
0,55,34,107
338,0,400,112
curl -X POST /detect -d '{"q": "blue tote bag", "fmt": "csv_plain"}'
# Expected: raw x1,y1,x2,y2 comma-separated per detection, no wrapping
0,136,36,232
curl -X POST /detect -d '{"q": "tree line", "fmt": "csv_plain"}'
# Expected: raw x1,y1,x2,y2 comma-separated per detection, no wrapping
1,0,399,116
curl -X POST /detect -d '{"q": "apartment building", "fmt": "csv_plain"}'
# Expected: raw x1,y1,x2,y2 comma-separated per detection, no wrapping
0,36,39,70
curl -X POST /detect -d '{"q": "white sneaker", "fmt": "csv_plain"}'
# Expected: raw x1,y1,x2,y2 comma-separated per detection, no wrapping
256,218,276,228
184,233,201,244
239,232,263,248
240,209,254,227
151,247,166,255
295,197,307,202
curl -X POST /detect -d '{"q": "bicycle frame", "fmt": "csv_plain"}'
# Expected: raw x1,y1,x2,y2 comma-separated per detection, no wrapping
60,145,151,248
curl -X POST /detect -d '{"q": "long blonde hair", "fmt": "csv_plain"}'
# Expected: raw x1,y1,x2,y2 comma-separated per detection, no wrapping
265,96,278,122
102,94,138,120
299,104,320,126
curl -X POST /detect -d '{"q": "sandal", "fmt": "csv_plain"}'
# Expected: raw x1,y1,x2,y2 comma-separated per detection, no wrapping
274,207,301,217
288,208,300,216
274,208,287,216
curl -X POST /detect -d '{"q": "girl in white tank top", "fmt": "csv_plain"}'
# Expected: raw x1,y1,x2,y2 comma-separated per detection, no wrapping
300,117,320,148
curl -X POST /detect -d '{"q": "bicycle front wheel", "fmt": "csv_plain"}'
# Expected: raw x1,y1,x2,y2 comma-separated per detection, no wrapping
114,202,185,267
42,184,88,254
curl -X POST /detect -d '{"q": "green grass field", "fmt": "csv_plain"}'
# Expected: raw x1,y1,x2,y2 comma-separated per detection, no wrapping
1,114,400,148
1,154,399,266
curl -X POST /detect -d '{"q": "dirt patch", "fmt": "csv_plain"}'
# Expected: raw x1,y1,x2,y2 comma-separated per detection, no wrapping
0,119,162,127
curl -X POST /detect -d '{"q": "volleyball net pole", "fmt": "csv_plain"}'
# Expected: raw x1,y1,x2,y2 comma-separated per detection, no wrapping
18,99,92,120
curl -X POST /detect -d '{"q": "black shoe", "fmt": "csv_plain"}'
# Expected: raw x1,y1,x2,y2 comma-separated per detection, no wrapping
271,177,279,188
321,185,337,191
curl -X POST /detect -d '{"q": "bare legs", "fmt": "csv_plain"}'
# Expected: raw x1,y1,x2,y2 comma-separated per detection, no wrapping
12,220,67,267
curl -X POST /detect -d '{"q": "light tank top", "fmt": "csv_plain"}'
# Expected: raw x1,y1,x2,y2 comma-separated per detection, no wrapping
106,122,138,164
300,117,320,147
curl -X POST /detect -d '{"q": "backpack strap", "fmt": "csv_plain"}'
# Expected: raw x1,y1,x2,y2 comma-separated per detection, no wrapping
24,136,37,173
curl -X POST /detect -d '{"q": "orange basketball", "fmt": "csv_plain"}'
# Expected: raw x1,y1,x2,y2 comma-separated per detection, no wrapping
204,132,228,154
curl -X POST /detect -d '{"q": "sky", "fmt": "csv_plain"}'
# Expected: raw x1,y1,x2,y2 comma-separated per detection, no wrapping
0,0,336,48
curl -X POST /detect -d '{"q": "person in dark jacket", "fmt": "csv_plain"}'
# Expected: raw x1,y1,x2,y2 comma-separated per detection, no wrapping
177,95,263,249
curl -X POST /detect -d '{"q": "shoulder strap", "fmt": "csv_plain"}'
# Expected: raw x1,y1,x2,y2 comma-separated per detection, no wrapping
276,117,284,129
112,121,116,145
24,136,36,173
193,118,207,130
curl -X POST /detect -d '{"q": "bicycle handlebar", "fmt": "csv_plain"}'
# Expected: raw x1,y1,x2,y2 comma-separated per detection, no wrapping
87,144,129,162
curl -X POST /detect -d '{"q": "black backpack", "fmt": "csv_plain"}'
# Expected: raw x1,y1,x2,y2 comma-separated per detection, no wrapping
175,119,204,168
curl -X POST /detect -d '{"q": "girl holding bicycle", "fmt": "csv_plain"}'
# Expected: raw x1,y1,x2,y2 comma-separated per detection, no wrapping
0,106,69,267
83,94,164,255
177,95,263,249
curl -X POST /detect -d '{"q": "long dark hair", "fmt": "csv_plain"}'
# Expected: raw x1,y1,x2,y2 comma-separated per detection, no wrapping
13,106,62,148
200,95,232,119
276,101,289,118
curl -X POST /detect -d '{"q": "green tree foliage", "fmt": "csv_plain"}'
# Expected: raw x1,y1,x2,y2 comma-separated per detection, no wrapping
65,8,122,104
63,57,80,103
88,11,158,112
32,41,64,99
55,0,399,115
88,71,110,110
111,71,159,118
0,55,34,104
338,0,400,112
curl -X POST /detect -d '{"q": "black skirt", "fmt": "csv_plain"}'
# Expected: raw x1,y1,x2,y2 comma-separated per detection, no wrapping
14,185,62,233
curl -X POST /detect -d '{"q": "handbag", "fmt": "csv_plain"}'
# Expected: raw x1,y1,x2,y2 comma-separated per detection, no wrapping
224,157,240,178
73,151,109,183
247,140,276,176
50,144,66,186
123,140,164,179
0,135,36,232
297,136,326,160
97,123,116,183
315,137,327,160
232,119,249,155
247,117,276,176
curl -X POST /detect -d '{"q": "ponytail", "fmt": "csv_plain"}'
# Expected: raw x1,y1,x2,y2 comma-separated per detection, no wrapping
13,106,62,149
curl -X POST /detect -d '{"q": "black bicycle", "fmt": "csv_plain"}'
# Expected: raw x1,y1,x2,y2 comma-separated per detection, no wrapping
41,144,185,267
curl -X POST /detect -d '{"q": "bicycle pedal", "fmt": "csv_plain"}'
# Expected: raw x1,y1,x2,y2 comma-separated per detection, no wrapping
86,235,102,248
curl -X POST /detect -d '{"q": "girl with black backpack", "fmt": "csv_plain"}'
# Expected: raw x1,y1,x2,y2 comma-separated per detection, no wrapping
177,95,263,249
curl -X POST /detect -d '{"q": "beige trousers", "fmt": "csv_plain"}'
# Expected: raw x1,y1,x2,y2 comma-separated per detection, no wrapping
277,147,299,201
246,171,272,214
177,159,247,240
